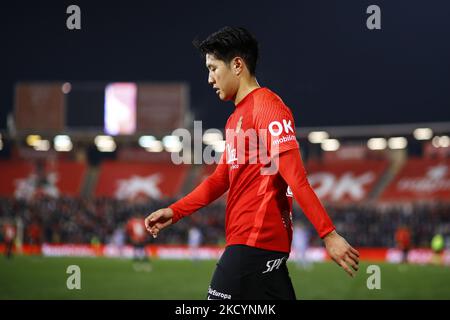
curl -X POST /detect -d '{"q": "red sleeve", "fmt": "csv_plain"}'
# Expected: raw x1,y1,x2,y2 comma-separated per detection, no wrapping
278,149,335,238
254,101,299,158
169,154,229,224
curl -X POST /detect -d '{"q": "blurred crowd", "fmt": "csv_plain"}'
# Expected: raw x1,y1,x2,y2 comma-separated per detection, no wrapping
299,201,450,248
1,196,449,248
0,196,225,246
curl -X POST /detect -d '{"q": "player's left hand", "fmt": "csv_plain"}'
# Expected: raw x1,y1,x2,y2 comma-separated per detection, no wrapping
323,230,360,277
144,208,173,238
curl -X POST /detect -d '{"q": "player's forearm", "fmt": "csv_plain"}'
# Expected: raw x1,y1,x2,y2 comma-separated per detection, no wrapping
278,149,335,238
291,183,335,238
169,165,229,223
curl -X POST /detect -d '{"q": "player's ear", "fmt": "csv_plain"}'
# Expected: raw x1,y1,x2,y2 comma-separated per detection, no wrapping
233,57,244,76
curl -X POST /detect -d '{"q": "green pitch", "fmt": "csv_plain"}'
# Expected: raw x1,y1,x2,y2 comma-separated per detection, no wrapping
1,256,449,299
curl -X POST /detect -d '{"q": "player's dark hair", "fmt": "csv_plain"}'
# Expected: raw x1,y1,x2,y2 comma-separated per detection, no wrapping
193,26,259,75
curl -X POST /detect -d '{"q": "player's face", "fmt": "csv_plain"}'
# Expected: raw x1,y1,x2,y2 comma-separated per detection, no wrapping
206,53,239,101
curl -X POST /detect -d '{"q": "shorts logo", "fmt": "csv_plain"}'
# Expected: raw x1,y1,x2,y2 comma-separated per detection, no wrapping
262,257,286,274
208,286,232,299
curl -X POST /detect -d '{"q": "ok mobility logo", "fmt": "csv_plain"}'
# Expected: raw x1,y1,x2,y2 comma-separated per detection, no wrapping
226,118,296,164
268,119,296,146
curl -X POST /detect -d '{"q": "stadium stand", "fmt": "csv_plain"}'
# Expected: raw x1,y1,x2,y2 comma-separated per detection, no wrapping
1,151,449,251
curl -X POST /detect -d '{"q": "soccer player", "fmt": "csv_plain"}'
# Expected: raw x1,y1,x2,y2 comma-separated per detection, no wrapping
292,222,312,270
127,215,151,271
3,219,16,259
145,26,359,299
188,225,202,262
395,225,411,264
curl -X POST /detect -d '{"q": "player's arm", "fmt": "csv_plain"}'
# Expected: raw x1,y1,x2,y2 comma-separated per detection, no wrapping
278,149,360,277
145,157,229,238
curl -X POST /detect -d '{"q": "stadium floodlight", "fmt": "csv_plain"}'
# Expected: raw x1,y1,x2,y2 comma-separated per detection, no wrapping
367,138,387,150
321,138,340,151
33,139,50,151
440,136,450,148
308,131,329,144
434,135,450,148
94,135,116,152
203,130,223,145
432,136,440,148
388,137,408,149
413,128,433,140
61,82,72,94
145,140,163,152
138,135,156,148
162,135,182,152
54,135,73,152
26,134,42,147
211,140,226,153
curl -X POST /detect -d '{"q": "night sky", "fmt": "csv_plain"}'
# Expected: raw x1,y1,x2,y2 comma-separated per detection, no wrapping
1,0,450,130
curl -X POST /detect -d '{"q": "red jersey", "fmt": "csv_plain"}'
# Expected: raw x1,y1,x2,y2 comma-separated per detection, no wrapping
170,87,335,253
27,223,42,243
126,217,147,243
3,224,16,242
396,227,411,249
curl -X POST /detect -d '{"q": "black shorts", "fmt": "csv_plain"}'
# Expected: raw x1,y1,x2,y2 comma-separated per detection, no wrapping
207,244,296,300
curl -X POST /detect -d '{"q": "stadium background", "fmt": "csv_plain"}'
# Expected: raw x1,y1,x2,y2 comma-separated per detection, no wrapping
1,0,450,299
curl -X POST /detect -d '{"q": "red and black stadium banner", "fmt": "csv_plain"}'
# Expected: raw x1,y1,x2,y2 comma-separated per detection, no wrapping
94,161,190,200
380,158,450,202
0,160,86,198
306,160,389,203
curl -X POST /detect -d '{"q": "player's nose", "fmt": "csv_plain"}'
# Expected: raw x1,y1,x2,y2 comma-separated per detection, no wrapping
208,73,215,85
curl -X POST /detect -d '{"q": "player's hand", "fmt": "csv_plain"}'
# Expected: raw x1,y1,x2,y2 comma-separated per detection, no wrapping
323,230,360,277
144,208,174,238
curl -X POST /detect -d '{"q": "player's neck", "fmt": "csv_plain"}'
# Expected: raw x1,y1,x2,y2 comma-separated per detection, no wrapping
234,77,260,106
